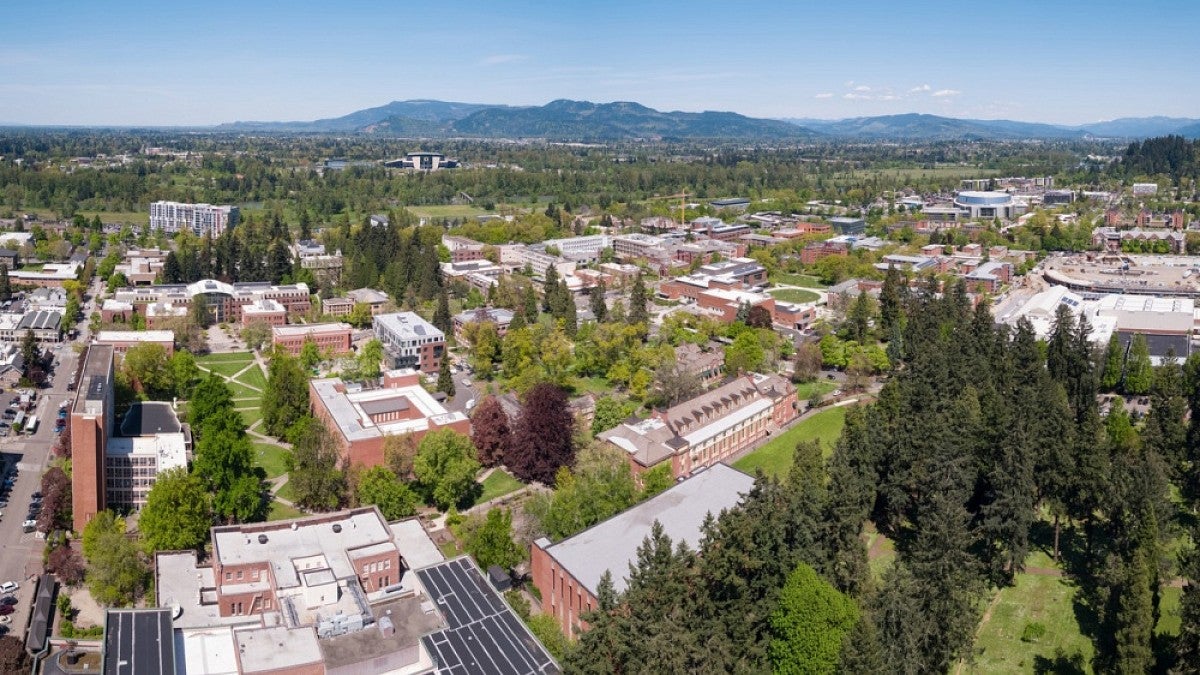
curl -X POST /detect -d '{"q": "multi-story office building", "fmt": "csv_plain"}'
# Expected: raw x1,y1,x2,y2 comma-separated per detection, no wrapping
373,312,445,374
149,201,240,237
71,345,191,531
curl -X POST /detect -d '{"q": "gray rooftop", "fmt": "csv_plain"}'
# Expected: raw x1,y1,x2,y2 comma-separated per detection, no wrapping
375,311,445,341
104,608,177,675
538,464,755,596
120,401,182,437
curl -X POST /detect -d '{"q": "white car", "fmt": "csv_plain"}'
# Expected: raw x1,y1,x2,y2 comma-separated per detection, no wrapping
0,581,17,594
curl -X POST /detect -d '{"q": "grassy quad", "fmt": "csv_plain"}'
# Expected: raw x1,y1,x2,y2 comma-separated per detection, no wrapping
732,406,847,479
769,272,826,289
768,288,821,304
253,442,290,479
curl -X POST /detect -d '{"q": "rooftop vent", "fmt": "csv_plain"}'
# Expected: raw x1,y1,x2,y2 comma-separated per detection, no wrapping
258,534,268,544
332,523,342,533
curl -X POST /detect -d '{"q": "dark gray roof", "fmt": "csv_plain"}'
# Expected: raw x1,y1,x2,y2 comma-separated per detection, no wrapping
417,558,560,675
17,310,61,331
120,401,182,437
359,396,411,416
103,608,176,675
25,574,55,653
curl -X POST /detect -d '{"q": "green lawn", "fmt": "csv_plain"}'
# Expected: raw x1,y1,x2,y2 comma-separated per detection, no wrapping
1158,585,1182,637
969,570,1094,674
236,407,263,430
200,361,254,379
226,381,264,400
407,205,491,219
732,406,847,479
770,272,826,289
794,380,837,401
275,479,297,503
253,443,290,479
267,500,305,521
475,470,524,505
233,363,268,390
197,351,255,367
768,288,821,304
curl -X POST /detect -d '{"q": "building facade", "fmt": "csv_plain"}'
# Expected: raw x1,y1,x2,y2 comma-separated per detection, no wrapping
271,323,354,356
599,373,797,479
373,312,445,374
149,201,240,237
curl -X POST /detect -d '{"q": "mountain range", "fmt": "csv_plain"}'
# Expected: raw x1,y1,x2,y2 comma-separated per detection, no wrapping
219,99,1200,141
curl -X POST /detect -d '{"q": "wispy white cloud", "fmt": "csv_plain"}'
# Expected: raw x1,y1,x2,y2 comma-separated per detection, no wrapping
814,92,834,99
909,84,931,93
479,54,527,66
853,85,871,92
844,92,871,100
932,89,961,97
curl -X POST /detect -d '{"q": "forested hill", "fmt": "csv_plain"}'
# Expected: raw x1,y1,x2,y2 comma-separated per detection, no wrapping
220,99,819,141
1111,135,1200,182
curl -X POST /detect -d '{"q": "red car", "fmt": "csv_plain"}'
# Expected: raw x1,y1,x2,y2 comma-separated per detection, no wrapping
0,605,14,616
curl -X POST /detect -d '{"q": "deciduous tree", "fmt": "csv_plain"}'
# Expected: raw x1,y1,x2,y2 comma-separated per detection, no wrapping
508,383,575,485
470,396,511,467
138,467,212,552
413,429,480,510
356,466,417,520
460,508,525,571
263,351,310,438
769,562,859,675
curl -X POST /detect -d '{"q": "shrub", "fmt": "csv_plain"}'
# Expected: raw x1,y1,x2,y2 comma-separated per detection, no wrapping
1021,622,1047,643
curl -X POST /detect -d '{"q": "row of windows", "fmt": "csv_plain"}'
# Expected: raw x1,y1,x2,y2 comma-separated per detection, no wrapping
362,559,393,575
224,568,262,582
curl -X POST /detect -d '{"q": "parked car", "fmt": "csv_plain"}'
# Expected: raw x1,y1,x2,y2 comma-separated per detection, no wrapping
0,605,13,616
0,582,17,594
21,520,35,533
0,596,16,605
31,492,40,500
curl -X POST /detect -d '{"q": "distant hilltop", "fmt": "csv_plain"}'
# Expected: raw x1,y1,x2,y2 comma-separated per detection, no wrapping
219,99,1200,142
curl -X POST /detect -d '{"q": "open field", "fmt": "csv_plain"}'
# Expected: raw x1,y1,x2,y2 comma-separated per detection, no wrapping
733,406,847,479
226,381,264,401
406,205,491,219
768,288,821,304
969,568,1094,674
202,361,255,379
769,272,826,289
236,407,264,430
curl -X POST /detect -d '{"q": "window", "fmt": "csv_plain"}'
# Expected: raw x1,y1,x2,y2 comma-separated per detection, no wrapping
237,571,243,580
225,572,232,581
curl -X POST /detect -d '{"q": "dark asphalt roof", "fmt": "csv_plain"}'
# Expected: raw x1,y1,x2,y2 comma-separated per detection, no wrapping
119,401,182,437
103,608,176,675
417,558,560,675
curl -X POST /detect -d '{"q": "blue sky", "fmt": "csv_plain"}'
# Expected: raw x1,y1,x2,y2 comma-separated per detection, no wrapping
2,0,1196,126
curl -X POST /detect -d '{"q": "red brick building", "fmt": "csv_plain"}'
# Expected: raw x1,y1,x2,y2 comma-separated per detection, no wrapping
271,322,354,356
531,465,755,638
598,373,797,480
309,370,470,468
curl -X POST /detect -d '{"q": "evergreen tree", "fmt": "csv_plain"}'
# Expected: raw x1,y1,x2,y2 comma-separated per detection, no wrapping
879,264,905,335
542,264,560,312
1124,334,1154,395
1177,532,1200,671
822,406,876,596
522,283,539,324
433,288,452,336
589,280,607,322
436,357,455,397
559,280,577,336
847,291,873,343
0,265,10,301
262,351,310,438
1142,352,1188,472
629,272,649,327
1100,332,1125,391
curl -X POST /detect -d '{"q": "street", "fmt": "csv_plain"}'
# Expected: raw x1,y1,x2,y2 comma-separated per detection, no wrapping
0,285,91,639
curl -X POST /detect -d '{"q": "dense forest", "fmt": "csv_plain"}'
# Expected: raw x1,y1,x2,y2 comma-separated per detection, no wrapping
0,131,1124,224
567,277,1200,673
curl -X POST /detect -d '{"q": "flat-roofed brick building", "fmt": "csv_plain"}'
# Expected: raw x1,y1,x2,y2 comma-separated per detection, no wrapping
272,322,354,356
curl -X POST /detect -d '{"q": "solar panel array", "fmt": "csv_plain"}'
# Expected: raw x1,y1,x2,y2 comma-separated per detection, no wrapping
416,558,560,675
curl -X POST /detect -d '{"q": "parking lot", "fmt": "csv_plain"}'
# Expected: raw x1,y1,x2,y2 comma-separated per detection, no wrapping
0,342,83,640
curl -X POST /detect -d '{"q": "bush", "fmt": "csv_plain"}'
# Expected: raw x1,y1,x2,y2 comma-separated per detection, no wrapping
1020,622,1047,643
526,614,570,662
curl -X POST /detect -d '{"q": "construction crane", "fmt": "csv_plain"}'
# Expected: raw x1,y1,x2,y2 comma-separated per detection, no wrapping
649,191,692,226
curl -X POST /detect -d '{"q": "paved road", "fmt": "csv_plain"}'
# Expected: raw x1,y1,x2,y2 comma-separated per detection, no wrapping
0,293,89,638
